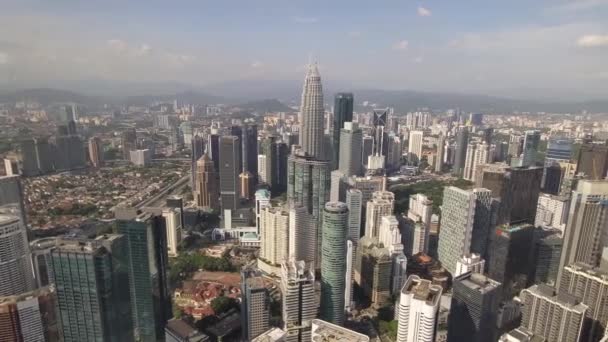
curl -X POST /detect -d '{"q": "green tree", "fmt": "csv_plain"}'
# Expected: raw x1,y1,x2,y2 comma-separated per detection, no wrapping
210,296,238,315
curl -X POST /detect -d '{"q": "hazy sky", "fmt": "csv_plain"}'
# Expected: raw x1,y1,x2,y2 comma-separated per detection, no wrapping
0,0,607,99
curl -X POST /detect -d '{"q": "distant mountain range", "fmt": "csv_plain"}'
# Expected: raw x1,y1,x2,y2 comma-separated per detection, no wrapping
0,79,607,113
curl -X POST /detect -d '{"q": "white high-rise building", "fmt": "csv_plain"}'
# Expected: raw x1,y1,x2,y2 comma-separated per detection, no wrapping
365,191,395,238
281,260,316,342
339,122,363,177
260,206,289,266
437,187,476,275
0,214,35,296
162,208,182,257
288,206,315,265
255,189,271,235
407,194,432,254
299,64,325,159
346,189,363,242
397,275,443,342
408,131,424,162
471,143,490,182
379,216,402,254
535,194,569,236
345,240,354,312
454,254,486,277
258,155,268,184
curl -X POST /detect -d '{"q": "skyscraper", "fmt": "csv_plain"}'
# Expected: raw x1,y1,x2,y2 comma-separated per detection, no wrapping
299,64,325,159
531,229,563,286
288,205,315,265
521,130,541,167
545,138,572,165
437,187,476,275
0,287,59,342
162,208,182,257
286,153,330,266
559,263,608,342
408,130,424,163
362,135,374,168
557,180,608,284
338,122,363,177
281,260,316,342
520,284,587,342
240,171,255,200
364,191,395,239
219,136,241,212
535,193,570,235
243,124,259,175
190,134,205,187
0,213,35,296
116,210,171,341
50,236,134,341
355,236,392,307
260,206,290,267
332,93,354,169
121,128,137,160
575,142,608,180
241,269,270,341
448,272,502,342
396,275,443,342
346,189,363,242
407,193,433,254
193,154,219,211
435,135,445,173
487,223,535,299
320,202,349,324
453,127,469,177
207,132,220,172
88,136,104,167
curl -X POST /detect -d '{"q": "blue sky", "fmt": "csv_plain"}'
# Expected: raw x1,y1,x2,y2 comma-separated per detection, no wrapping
1,0,607,99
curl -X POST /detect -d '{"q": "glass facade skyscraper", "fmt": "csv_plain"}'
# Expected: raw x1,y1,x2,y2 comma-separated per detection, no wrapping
320,202,349,325
116,211,171,342
332,93,354,169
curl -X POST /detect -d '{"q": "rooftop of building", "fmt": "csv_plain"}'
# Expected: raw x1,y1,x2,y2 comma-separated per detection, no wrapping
245,276,266,289
311,319,370,342
566,262,608,282
404,275,442,305
166,319,209,340
205,309,241,338
324,201,348,212
54,239,106,254
0,213,19,225
251,328,287,342
0,286,55,306
525,284,588,314
282,259,314,282
457,272,501,293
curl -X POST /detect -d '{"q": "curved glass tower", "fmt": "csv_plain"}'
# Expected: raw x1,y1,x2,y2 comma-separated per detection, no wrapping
320,202,349,324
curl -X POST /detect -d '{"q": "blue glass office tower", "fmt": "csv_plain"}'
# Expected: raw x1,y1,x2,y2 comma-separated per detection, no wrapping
332,93,354,169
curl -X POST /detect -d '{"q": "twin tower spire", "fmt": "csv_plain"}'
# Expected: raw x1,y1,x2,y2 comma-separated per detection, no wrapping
299,63,325,159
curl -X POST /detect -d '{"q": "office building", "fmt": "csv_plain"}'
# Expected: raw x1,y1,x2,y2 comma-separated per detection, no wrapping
379,215,402,254
320,202,349,324
542,164,563,195
281,260,316,342
163,208,182,257
386,133,402,170
288,205,315,265
476,164,543,225
130,149,152,167
520,284,587,342
535,194,569,235
396,275,443,342
19,137,54,176
50,237,134,341
207,132,220,172
287,154,331,266
116,210,171,341
165,319,210,342
407,193,433,254
545,138,572,164
559,263,608,342
453,127,469,177
332,93,354,169
54,123,86,171
219,136,241,211
365,191,395,239
0,214,34,296
88,136,104,167
240,171,255,200
521,130,541,167
355,236,392,307
30,237,57,288
362,135,374,168
372,108,389,158
532,229,562,286
576,142,608,180
241,270,270,341
121,128,137,160
437,187,476,275
392,253,408,295
487,223,535,299
299,64,325,159
243,124,259,175
255,189,271,233
346,189,363,241
455,254,486,277
311,319,369,342
448,272,502,342
435,135,445,172
408,131,424,163
258,154,269,184
345,239,354,311
338,122,363,177
0,286,59,342
260,206,290,266
193,154,219,211
558,180,608,284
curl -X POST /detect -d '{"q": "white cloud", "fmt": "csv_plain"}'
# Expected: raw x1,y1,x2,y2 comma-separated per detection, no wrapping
577,34,608,47
418,6,432,17
166,53,196,67
550,0,608,11
293,17,318,24
392,40,409,50
348,31,362,38
413,56,424,63
251,61,263,68
0,52,8,64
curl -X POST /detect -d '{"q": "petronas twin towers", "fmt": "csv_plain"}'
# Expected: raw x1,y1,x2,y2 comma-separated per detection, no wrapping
299,64,325,159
